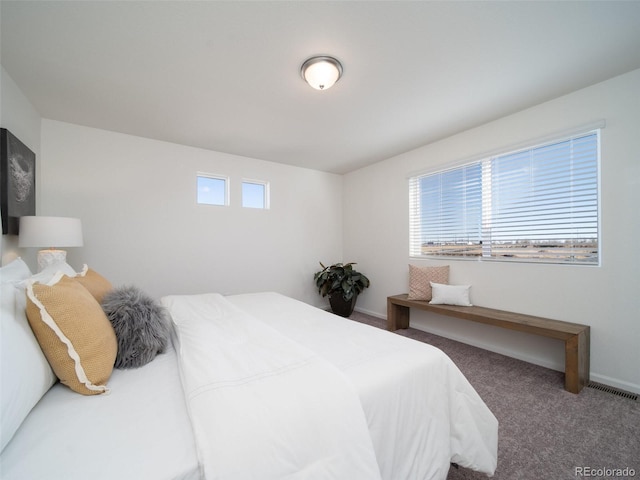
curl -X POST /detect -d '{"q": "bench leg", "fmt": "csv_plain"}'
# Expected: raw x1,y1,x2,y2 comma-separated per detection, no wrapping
387,300,410,331
564,329,590,394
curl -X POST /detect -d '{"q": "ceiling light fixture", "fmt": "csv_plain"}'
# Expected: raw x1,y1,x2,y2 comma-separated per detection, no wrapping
300,56,343,91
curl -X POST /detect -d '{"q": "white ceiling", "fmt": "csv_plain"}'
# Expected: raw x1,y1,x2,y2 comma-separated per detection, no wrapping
2,1,640,174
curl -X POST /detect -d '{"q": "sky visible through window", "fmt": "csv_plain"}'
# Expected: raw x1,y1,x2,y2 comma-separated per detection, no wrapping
242,181,266,209
414,132,599,263
419,163,482,245
197,176,226,206
488,136,598,243
197,175,268,209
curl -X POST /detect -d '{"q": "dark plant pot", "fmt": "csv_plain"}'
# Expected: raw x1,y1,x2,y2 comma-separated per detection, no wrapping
329,293,358,317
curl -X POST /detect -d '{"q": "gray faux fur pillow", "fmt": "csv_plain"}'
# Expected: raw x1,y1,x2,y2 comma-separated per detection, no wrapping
101,285,170,369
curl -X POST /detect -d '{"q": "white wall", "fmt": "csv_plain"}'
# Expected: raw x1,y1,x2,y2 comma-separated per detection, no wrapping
4,59,638,393
39,120,343,306
0,66,41,267
344,69,640,393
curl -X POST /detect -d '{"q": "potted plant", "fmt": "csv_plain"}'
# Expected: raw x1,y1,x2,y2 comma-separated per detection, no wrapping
313,262,370,317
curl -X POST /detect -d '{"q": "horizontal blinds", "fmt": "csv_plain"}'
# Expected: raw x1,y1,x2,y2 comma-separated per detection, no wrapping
410,162,482,257
409,130,599,264
409,177,422,256
485,133,598,262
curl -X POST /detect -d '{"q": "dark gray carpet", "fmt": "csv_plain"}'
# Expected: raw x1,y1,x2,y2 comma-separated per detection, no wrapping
349,311,640,480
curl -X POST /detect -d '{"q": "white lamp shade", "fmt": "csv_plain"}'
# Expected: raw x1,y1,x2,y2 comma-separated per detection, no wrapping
301,56,343,90
18,216,83,248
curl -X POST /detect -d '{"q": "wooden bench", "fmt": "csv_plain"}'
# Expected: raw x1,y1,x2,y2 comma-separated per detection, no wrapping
387,294,590,394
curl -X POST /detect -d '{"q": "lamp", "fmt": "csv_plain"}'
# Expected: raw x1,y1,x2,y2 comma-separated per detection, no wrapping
19,216,83,271
300,56,343,90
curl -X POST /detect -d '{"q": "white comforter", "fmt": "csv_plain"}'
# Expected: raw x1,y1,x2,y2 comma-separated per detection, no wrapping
161,293,382,480
226,292,498,480
163,292,497,480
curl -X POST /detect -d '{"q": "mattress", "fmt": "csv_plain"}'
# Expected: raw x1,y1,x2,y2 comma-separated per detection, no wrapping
0,344,201,480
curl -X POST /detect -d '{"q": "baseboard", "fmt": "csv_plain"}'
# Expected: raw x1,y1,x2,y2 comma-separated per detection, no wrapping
353,307,640,396
415,324,565,372
412,324,640,395
588,373,640,396
353,306,386,320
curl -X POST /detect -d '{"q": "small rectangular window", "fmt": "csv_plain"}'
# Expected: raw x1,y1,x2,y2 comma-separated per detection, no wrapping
197,174,228,206
242,180,269,209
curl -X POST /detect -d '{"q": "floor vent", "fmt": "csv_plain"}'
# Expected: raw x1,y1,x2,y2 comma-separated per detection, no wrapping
588,382,638,401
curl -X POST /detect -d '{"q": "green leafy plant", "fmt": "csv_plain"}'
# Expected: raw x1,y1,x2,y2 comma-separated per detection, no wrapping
314,262,370,301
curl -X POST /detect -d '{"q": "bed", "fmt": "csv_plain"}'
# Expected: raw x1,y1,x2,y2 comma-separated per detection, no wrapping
0,258,497,480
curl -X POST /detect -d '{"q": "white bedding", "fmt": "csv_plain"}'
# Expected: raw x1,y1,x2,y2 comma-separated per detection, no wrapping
0,345,200,480
226,292,498,480
162,293,382,480
1,290,497,480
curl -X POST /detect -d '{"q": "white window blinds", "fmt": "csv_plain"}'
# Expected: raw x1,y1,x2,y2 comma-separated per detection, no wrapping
410,130,600,264
410,163,483,257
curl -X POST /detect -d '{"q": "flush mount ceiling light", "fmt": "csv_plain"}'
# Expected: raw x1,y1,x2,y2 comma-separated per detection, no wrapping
300,56,343,91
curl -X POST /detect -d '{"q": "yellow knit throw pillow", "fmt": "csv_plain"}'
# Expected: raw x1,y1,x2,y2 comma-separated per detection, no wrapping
25,273,117,395
74,265,113,304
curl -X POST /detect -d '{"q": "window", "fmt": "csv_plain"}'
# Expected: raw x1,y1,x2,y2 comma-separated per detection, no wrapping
197,174,228,206
410,130,600,264
242,180,269,209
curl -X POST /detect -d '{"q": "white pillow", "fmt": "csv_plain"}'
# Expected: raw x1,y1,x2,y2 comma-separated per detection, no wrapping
1,258,57,452
0,257,31,283
429,282,472,306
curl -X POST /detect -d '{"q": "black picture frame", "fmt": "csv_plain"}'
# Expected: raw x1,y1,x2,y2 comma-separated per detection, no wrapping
1,128,36,235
